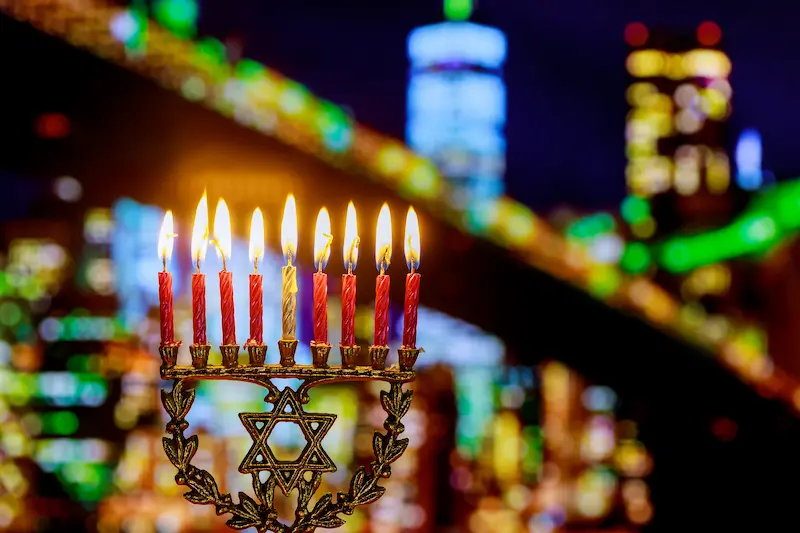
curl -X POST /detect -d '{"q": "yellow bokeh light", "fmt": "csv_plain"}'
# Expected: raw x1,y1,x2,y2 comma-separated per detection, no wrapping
626,50,666,78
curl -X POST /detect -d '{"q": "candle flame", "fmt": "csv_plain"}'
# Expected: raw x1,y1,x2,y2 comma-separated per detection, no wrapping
405,207,421,271
213,198,232,264
314,207,332,271
281,194,298,264
191,193,209,266
375,203,392,273
158,210,175,264
343,201,359,272
249,207,265,265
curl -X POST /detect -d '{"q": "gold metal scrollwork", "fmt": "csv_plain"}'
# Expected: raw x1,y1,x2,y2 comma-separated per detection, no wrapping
160,365,415,532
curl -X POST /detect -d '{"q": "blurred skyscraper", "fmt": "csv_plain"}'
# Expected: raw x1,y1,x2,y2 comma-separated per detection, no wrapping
624,21,734,237
406,0,507,221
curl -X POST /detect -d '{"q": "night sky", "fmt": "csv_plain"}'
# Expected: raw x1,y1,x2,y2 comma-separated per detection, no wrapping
196,0,799,213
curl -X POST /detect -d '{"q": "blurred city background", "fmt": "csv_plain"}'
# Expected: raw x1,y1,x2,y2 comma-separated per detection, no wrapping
1,0,800,531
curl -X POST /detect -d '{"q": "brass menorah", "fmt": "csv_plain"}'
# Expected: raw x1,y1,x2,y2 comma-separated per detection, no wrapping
159,341,421,532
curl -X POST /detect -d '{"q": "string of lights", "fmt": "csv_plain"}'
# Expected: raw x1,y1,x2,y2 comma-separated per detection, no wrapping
2,0,798,411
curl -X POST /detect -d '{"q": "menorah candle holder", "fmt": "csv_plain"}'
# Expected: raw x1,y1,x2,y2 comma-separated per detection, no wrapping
339,345,360,369
310,342,331,368
398,347,422,371
369,345,389,370
190,344,211,369
220,345,241,368
278,339,299,367
159,345,180,372
159,343,419,533
246,342,268,366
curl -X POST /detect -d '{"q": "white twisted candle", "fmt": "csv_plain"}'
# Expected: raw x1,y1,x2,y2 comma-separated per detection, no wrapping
281,264,297,339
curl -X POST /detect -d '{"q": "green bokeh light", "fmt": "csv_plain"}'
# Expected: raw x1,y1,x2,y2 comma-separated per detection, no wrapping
0,302,22,326
317,101,352,152
153,0,198,39
42,411,79,435
235,59,267,81
444,0,473,20
621,196,650,224
195,37,228,78
620,242,651,274
654,178,800,273
566,213,615,241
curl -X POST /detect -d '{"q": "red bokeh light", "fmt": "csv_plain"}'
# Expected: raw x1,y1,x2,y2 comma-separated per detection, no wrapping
711,417,737,441
697,21,722,46
624,22,648,47
35,113,70,139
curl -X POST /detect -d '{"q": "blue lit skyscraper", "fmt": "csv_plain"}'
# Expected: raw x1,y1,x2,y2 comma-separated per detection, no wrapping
406,2,507,215
735,128,763,191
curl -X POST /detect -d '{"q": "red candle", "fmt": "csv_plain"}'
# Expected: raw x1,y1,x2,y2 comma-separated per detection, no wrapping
214,198,236,345
374,275,390,346
158,271,174,345
191,272,207,345
191,193,209,345
341,202,359,347
373,204,392,347
342,274,356,346
403,272,420,348
157,210,176,345
248,208,265,344
313,207,332,344
249,274,263,343
402,207,421,348
220,270,236,345
313,272,328,343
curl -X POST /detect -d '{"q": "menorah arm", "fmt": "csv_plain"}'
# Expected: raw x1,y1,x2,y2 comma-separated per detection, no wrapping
161,364,415,383
161,364,415,403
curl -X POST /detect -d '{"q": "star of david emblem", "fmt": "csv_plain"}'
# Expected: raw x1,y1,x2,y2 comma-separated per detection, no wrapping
238,388,337,495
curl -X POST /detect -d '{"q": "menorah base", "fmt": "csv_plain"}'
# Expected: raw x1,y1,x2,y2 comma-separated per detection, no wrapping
160,351,419,533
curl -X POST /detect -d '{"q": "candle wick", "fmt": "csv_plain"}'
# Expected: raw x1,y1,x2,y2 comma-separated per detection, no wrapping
410,265,416,274
196,258,201,273
346,236,360,271
378,246,390,275
254,257,259,273
210,238,228,271
162,257,167,272
319,233,332,273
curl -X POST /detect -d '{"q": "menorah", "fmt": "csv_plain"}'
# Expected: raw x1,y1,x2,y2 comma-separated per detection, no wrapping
156,194,423,532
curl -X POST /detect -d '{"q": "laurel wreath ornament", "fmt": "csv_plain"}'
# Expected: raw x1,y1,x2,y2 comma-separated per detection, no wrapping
161,379,414,533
